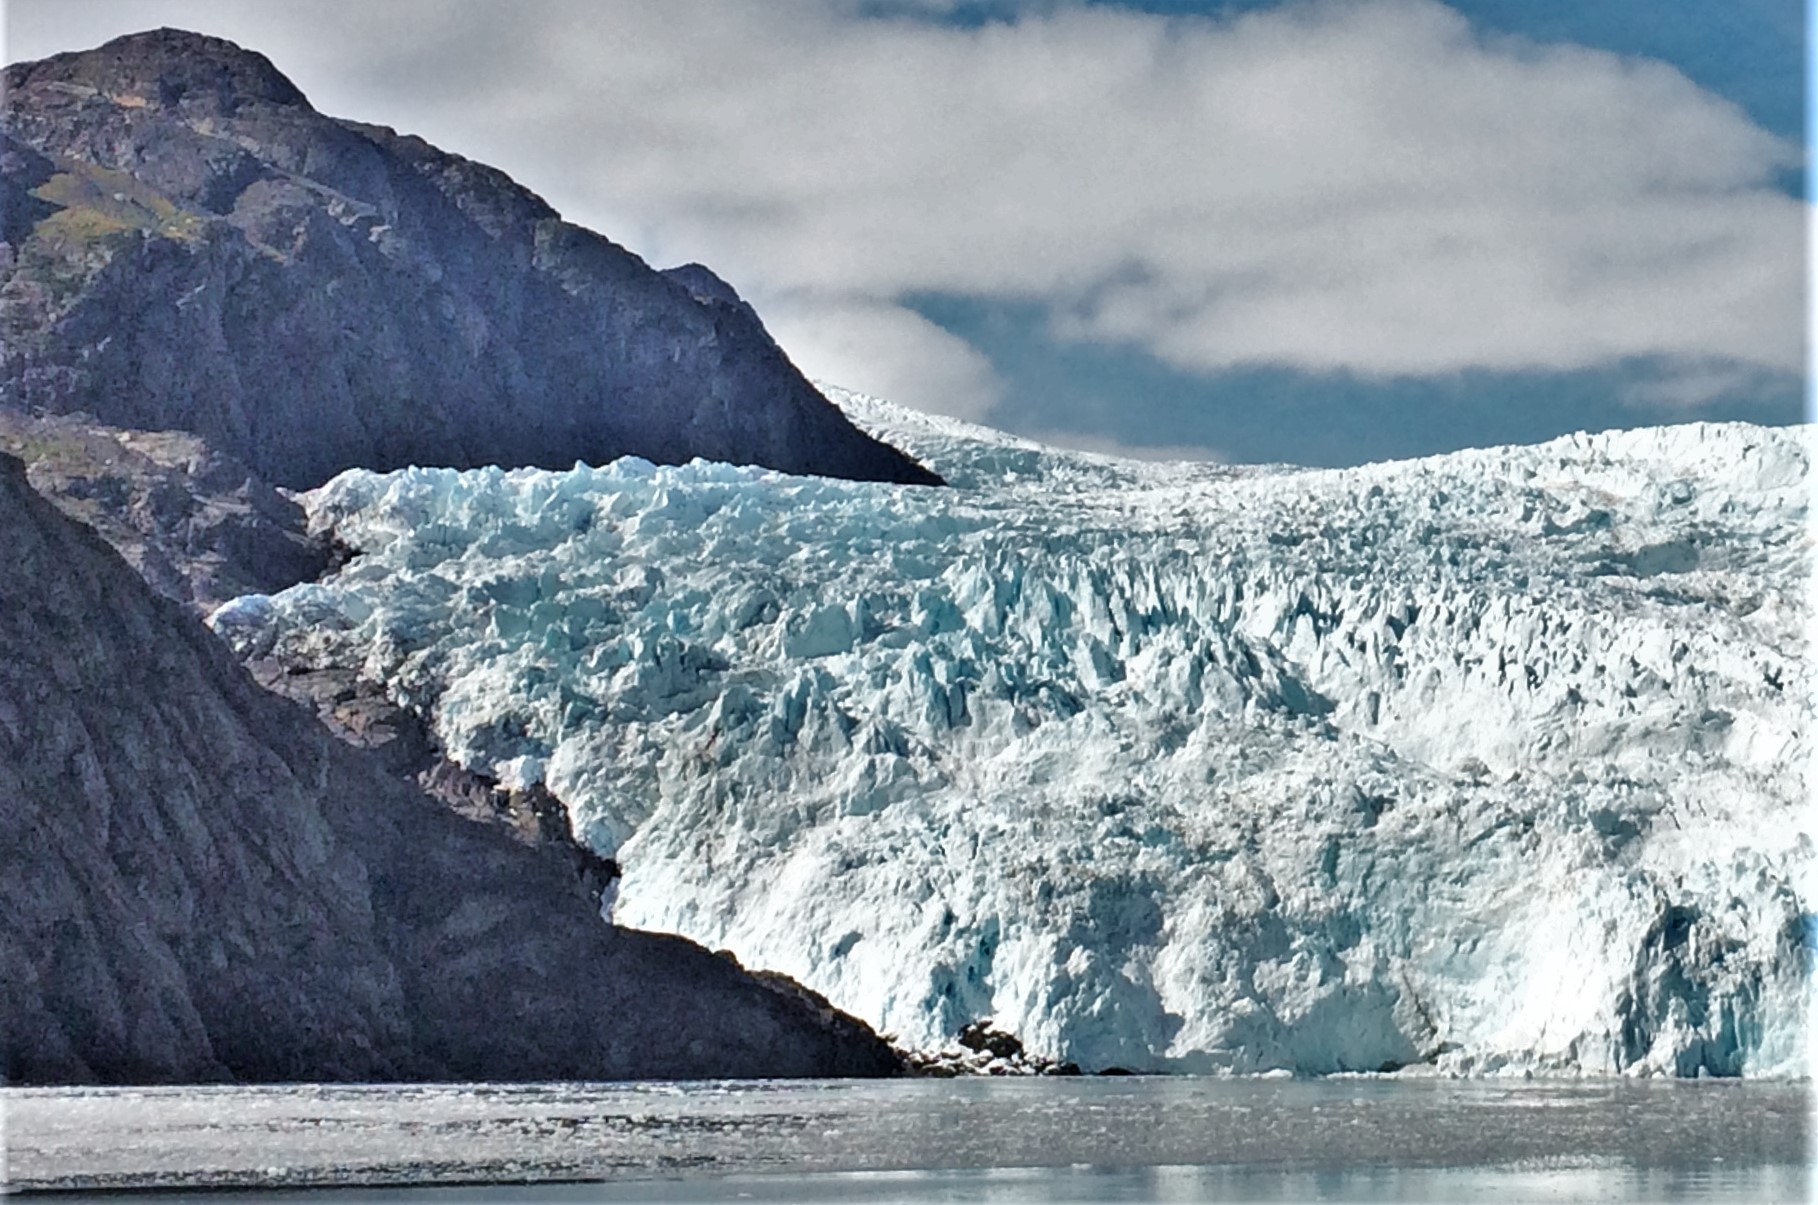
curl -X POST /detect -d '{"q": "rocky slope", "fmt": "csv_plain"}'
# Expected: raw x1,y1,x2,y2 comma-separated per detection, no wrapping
0,450,900,1084
0,410,333,611
0,29,938,489
0,412,638,898
215,393,1812,1077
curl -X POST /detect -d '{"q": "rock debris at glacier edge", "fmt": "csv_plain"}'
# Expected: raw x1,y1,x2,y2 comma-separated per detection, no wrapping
213,390,1815,1077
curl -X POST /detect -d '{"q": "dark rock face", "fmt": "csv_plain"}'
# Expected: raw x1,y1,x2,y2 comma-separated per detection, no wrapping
2,413,614,937
0,28,939,489
243,655,623,909
0,410,332,611
0,451,901,1084
957,1019,1026,1061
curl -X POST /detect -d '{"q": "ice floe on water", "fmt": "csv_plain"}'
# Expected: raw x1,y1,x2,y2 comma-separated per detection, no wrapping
213,389,1814,1076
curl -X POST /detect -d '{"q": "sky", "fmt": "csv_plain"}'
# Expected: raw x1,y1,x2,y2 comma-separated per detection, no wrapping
5,0,1807,465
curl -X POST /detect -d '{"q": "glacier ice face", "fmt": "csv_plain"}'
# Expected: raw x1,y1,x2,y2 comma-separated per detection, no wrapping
213,390,1814,1076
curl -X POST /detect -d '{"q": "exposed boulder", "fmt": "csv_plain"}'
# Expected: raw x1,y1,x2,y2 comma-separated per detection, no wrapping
903,1020,1081,1077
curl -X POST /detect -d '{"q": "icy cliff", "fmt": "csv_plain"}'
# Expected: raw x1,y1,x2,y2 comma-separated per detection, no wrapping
214,392,1814,1076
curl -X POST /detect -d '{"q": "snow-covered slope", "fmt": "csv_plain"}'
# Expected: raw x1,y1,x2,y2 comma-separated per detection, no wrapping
213,391,1814,1076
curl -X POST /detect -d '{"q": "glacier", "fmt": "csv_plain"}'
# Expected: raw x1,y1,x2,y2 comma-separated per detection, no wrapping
212,390,1814,1077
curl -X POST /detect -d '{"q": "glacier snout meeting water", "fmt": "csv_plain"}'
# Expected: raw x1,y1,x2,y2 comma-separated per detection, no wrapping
213,392,1814,1076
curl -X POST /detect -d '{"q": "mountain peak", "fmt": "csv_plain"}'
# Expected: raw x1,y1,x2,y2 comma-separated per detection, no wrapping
5,27,312,114
1,29,940,489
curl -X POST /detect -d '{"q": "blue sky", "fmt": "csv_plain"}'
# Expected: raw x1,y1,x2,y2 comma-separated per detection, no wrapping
8,1,1806,465
903,0,1807,464
908,1,1802,142
1093,1,1803,137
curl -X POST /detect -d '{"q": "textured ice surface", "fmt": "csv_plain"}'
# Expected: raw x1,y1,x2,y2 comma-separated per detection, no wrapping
214,391,1814,1075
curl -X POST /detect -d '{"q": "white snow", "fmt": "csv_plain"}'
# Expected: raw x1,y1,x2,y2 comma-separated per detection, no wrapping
212,389,1814,1076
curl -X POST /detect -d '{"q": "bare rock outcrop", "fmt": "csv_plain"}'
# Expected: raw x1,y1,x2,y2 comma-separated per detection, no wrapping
0,410,332,611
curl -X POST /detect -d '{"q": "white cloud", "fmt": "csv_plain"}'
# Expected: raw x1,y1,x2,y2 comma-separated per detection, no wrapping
1617,362,1788,411
8,0,1803,413
763,295,1006,420
1018,427,1231,463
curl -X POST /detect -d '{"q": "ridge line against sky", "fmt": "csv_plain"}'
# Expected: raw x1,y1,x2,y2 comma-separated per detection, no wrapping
5,0,1806,465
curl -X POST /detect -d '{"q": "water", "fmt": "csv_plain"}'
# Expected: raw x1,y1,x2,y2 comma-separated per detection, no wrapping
4,1077,1808,1202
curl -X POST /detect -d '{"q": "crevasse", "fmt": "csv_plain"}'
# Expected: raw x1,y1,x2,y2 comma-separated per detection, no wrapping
213,390,1814,1076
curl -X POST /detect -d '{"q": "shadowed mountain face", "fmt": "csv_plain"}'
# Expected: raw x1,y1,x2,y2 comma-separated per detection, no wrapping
0,449,901,1084
0,28,939,489
0,409,334,612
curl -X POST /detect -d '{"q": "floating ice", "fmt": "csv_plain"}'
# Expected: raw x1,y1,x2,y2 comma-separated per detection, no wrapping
214,390,1814,1076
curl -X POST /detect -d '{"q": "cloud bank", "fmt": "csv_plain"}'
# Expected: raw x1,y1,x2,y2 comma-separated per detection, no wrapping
10,0,1803,420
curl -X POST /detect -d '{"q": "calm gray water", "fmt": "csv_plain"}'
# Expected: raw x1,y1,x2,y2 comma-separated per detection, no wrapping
4,1077,1809,1202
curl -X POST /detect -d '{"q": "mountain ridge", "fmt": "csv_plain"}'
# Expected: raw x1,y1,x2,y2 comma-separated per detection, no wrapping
0,28,940,489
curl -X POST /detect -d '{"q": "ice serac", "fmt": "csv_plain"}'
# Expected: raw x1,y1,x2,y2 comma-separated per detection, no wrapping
0,29,938,489
216,392,1814,1077
0,450,900,1084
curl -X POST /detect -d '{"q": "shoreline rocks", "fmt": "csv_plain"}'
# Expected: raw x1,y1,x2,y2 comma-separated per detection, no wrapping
901,1020,1084,1078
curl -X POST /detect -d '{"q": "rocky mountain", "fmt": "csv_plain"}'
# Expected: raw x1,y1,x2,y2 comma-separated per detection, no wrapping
0,29,939,489
0,410,333,611
0,449,900,1084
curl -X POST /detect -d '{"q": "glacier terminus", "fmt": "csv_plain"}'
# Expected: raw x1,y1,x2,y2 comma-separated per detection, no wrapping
212,390,1813,1078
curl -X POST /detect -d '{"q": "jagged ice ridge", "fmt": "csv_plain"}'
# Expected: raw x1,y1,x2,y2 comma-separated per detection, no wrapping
213,392,1815,1076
